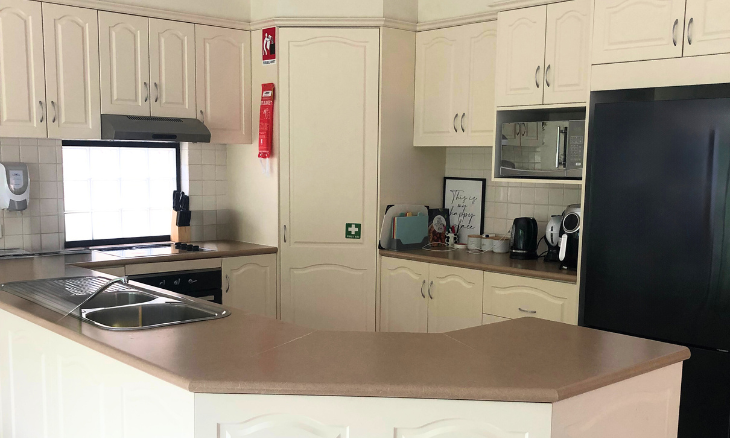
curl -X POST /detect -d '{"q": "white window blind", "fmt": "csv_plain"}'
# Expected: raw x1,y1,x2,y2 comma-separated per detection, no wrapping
62,146,177,243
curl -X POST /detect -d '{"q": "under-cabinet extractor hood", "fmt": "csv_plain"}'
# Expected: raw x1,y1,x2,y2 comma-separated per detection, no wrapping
101,114,211,143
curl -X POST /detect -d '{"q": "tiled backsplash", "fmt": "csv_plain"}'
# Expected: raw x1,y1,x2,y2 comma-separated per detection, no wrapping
0,138,65,251
445,147,582,238
0,139,231,251
180,143,231,241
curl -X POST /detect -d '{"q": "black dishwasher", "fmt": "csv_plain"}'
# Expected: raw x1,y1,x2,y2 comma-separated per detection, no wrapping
129,268,222,304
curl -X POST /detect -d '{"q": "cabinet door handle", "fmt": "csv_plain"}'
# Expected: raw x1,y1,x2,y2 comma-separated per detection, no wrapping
545,64,551,88
154,82,159,102
420,280,426,298
521,122,526,136
51,101,57,123
461,113,465,132
672,19,679,46
225,274,230,293
519,307,537,314
535,65,541,88
283,225,287,243
427,281,433,299
38,101,44,123
144,82,149,102
687,18,694,45
200,109,205,123
453,113,458,133
514,123,519,137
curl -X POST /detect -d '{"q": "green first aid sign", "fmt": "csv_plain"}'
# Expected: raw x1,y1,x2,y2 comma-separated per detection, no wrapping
346,223,361,239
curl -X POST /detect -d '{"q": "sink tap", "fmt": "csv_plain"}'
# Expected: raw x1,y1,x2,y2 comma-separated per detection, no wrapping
61,276,129,319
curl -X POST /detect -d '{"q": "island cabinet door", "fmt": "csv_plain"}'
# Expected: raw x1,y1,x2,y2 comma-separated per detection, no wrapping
483,271,578,324
98,11,150,116
0,0,47,138
426,264,483,333
683,0,730,57
591,0,686,64
278,27,379,332
495,5,547,107
222,254,277,318
42,3,101,139
380,257,428,333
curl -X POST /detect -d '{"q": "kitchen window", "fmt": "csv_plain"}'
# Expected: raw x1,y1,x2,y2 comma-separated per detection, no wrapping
62,141,180,248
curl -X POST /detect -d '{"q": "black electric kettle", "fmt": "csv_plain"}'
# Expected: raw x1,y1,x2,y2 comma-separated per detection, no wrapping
510,217,539,260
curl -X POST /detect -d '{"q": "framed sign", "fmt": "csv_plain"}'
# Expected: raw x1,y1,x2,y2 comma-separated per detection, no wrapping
262,27,276,65
443,177,486,243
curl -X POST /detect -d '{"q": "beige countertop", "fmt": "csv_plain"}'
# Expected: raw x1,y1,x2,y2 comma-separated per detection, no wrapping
0,252,688,403
71,240,277,269
380,248,578,283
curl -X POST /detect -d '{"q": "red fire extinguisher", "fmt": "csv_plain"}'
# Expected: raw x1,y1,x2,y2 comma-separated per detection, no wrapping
258,83,274,173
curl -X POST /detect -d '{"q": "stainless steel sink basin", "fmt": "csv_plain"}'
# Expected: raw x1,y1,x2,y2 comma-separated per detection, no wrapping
82,302,221,329
69,291,157,308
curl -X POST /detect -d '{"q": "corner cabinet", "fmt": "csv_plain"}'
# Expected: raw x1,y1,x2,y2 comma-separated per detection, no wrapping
413,21,497,147
496,0,590,107
42,3,101,139
483,271,578,325
0,0,46,138
221,254,277,318
195,25,251,144
380,258,482,333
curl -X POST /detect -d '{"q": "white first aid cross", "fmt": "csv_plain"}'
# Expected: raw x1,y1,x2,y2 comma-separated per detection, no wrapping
348,224,359,235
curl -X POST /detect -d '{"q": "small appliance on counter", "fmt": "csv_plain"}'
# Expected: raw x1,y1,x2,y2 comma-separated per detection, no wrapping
559,204,581,270
0,162,29,211
510,217,538,259
544,215,563,262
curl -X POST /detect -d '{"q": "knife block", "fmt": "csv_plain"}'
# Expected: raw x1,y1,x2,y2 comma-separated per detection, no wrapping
171,210,191,243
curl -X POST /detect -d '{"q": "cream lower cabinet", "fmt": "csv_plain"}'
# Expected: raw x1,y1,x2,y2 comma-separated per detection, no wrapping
413,21,497,146
222,254,276,318
380,258,483,333
0,0,46,138
483,271,578,325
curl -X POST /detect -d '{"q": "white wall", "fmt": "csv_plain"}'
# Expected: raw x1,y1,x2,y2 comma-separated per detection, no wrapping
250,0,418,22
418,0,496,22
226,29,279,247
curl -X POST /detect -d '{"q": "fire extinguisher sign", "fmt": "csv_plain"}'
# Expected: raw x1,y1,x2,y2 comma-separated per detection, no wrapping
262,27,276,65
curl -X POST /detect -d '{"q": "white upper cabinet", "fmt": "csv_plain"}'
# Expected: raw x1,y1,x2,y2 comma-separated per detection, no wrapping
543,0,591,104
42,3,100,139
413,21,497,147
149,19,196,118
683,0,730,56
496,6,547,107
592,0,686,64
195,25,251,144
414,26,461,146
0,0,46,138
99,12,150,116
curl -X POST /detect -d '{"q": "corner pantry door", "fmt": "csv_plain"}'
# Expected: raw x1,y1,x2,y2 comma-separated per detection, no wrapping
279,28,379,331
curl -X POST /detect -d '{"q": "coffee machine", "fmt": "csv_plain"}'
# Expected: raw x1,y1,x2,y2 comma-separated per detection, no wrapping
544,215,562,262
559,204,581,270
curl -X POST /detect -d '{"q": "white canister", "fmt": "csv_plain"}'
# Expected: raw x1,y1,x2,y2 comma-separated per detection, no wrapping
467,235,482,251
492,236,510,253
480,235,493,252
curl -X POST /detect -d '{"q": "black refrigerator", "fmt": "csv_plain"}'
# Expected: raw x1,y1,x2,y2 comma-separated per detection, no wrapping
581,85,730,438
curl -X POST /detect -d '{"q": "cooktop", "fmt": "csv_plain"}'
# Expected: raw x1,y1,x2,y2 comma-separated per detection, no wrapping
99,243,213,259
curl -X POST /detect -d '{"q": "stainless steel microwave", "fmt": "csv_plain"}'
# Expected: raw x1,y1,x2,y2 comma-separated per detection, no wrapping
497,120,584,179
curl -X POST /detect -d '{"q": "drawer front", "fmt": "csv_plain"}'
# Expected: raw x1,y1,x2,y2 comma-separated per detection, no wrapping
483,272,578,324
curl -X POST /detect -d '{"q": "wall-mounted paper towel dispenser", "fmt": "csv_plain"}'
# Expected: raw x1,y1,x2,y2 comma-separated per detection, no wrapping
0,163,30,211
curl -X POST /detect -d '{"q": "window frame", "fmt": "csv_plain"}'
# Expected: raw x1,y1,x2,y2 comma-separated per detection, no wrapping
61,140,181,249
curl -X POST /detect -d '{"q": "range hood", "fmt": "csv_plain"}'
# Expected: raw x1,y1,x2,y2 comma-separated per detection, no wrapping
101,114,211,143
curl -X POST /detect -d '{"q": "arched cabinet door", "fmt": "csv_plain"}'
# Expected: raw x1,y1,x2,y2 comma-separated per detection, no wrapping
0,0,46,138
42,3,101,139
592,0,686,64
396,418,531,438
427,264,483,333
220,414,347,438
150,18,195,118
222,254,277,318
195,24,251,144
99,11,150,116
380,258,428,333
683,0,730,57
543,0,590,104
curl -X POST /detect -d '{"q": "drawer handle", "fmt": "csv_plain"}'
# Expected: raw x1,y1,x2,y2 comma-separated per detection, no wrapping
518,307,537,314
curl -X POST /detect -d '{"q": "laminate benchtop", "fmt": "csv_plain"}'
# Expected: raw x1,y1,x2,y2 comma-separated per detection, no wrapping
0,253,688,403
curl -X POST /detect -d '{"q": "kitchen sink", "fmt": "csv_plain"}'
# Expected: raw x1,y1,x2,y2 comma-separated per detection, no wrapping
0,276,229,330
69,291,157,308
82,302,220,329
